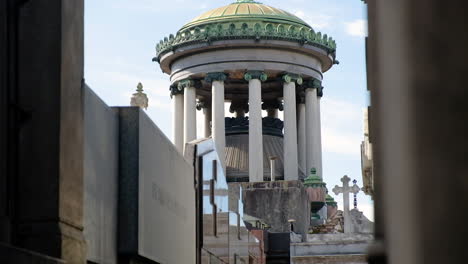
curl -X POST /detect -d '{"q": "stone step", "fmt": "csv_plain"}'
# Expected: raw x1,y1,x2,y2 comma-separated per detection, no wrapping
291,254,367,264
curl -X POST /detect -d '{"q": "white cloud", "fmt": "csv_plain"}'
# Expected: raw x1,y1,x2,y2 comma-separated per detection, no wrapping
345,19,368,37
294,10,334,30
321,98,364,156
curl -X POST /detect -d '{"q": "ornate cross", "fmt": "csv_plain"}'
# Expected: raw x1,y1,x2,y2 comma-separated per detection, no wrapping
332,175,360,233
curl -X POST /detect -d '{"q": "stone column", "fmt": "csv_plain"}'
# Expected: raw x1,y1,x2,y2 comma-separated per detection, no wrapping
297,94,306,174
171,85,184,153
316,87,324,178
197,99,211,138
305,79,323,178
245,71,267,182
204,107,212,137
180,79,197,153
282,74,302,180
205,72,228,171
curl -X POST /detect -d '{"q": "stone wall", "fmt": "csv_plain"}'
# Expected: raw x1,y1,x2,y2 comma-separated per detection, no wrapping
240,181,310,237
83,86,119,263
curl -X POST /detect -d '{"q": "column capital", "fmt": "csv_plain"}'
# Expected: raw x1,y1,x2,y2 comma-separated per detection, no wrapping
282,73,303,85
205,72,228,83
196,98,211,110
229,100,249,114
304,78,324,97
244,70,268,82
177,78,202,91
262,99,283,111
170,83,183,97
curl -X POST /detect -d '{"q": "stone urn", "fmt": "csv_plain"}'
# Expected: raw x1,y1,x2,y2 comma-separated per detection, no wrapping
326,193,338,218
304,168,326,219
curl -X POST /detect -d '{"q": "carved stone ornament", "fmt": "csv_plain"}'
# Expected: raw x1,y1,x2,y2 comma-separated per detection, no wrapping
169,83,183,97
244,71,268,82
204,72,228,83
155,22,337,62
196,99,211,111
304,78,325,97
282,73,303,85
130,82,149,110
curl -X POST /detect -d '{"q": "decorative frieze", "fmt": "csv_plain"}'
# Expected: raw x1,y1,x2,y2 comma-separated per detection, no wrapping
155,22,337,61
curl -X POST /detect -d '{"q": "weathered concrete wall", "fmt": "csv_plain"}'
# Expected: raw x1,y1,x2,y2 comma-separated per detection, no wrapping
83,86,118,263
117,107,196,264
240,181,310,237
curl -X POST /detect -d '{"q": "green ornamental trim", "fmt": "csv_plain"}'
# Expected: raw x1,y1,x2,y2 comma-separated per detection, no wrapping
282,73,303,85
325,194,337,207
177,79,195,90
304,168,326,188
304,78,324,97
155,21,337,61
177,79,202,90
244,71,268,82
169,83,183,97
205,72,228,83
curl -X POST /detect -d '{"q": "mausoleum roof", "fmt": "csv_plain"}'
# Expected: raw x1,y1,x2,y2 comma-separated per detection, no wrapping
155,0,337,61
180,0,310,31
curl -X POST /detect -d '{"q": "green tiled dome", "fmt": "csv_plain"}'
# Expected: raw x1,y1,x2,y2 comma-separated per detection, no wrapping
180,0,311,31
155,0,337,61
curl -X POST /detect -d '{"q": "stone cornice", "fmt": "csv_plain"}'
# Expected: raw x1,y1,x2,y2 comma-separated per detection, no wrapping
204,72,228,83
244,70,268,82
154,22,337,62
282,73,303,85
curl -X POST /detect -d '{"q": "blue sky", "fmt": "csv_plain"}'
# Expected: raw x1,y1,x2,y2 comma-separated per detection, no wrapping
84,0,373,219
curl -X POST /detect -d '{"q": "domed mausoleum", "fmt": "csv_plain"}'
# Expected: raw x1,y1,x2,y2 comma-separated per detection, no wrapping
154,0,337,183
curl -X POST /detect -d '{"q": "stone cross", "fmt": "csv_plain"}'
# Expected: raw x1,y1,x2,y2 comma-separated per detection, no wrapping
332,175,360,233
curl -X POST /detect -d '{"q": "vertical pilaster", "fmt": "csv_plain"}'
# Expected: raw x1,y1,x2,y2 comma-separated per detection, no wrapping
171,85,184,153
282,74,302,180
245,71,267,182
205,72,227,171
180,79,197,153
